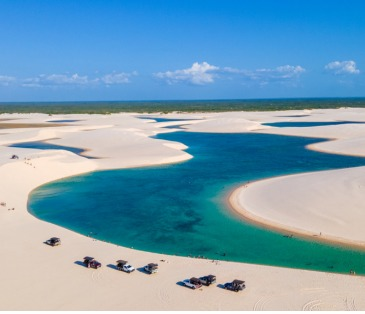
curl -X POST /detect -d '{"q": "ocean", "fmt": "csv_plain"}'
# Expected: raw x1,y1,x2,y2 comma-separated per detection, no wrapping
2,97,365,114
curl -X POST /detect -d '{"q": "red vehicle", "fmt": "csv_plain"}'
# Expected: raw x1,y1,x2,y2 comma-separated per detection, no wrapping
83,256,101,269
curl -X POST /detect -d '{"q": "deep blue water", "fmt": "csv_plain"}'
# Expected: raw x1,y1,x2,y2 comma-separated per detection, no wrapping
10,141,97,159
264,121,365,128
3,98,365,114
28,132,365,274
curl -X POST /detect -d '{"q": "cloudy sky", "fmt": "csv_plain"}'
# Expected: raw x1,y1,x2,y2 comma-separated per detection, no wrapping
0,0,364,101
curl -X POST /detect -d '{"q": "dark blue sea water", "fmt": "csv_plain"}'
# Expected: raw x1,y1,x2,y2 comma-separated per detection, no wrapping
28,132,365,274
2,98,365,114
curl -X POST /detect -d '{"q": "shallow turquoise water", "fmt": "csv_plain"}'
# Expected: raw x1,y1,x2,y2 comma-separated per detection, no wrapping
28,132,365,274
10,141,97,159
137,117,201,122
47,119,81,123
263,121,365,128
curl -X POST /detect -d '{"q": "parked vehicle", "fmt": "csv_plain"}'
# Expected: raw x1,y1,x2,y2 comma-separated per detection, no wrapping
45,237,61,246
144,263,158,274
83,256,101,269
116,260,135,273
224,279,245,292
199,275,216,286
183,277,203,290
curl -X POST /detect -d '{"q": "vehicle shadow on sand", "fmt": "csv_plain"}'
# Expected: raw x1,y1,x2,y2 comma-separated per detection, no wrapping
74,261,87,267
176,281,186,287
106,264,119,271
136,267,148,274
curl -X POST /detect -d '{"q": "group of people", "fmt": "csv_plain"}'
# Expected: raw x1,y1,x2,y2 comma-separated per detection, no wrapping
0,201,14,211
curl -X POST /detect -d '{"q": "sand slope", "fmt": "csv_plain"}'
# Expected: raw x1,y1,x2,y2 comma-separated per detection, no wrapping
230,166,365,247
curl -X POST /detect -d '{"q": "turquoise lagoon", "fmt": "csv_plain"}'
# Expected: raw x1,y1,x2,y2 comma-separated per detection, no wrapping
10,141,97,159
28,131,365,274
263,121,365,128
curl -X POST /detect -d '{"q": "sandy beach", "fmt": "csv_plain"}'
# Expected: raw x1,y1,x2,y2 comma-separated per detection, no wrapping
2,108,365,310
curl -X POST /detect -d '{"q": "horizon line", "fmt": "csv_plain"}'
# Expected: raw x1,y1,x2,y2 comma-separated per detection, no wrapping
2,96,365,104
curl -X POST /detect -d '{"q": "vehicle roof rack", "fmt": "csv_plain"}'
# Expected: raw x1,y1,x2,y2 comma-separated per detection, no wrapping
147,263,158,267
233,279,245,285
84,256,94,261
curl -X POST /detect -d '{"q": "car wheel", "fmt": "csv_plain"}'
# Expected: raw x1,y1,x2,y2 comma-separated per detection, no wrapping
192,287,196,290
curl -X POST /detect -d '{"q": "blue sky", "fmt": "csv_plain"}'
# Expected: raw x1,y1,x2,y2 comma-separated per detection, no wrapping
1,0,365,101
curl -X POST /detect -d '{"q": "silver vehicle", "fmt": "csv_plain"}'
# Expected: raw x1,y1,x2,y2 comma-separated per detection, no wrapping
182,277,203,290
116,260,135,273
144,263,158,274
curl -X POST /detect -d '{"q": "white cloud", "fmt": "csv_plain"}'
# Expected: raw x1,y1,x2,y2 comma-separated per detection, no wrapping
154,62,305,86
21,77,42,87
252,65,306,80
0,75,16,86
22,73,92,87
223,65,306,85
221,66,242,74
325,60,360,75
1,64,307,89
276,65,306,76
45,73,90,85
101,71,137,85
22,71,137,87
154,62,219,85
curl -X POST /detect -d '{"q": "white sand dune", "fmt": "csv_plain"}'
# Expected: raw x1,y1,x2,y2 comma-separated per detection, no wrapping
1,109,365,310
230,166,365,246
